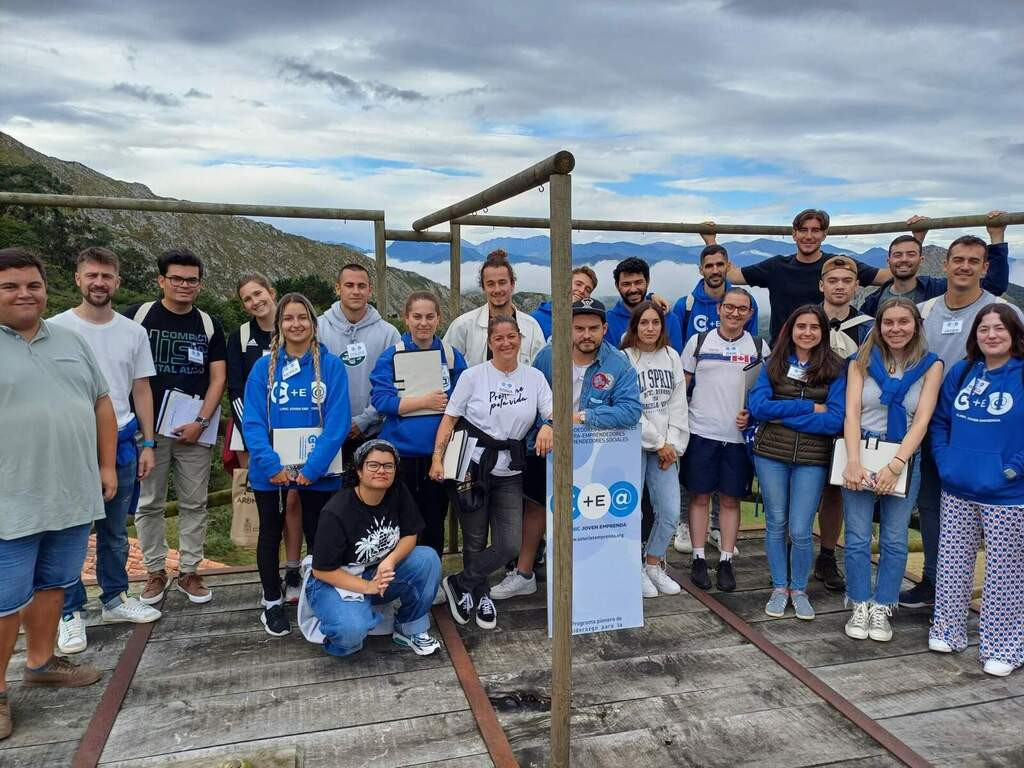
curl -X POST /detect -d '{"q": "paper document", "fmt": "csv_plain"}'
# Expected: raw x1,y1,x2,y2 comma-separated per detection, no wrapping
156,390,220,446
393,349,445,417
273,427,345,476
442,429,476,481
229,421,245,452
829,437,910,498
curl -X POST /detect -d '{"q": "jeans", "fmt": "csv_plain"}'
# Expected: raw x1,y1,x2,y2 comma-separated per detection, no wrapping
63,459,139,614
253,488,332,604
0,523,92,617
916,437,940,583
305,546,441,657
754,455,828,591
641,451,680,559
842,455,921,606
454,473,523,598
399,456,450,557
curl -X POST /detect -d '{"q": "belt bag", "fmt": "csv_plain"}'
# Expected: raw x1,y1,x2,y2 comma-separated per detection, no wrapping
828,436,914,498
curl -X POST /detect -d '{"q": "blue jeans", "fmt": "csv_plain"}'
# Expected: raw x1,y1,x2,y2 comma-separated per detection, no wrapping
305,546,441,657
0,523,92,617
754,456,828,591
641,451,680,559
64,458,138,614
842,456,921,606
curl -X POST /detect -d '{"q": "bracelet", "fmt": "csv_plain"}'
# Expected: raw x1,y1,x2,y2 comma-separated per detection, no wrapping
140,439,156,449
891,456,906,465
887,461,905,476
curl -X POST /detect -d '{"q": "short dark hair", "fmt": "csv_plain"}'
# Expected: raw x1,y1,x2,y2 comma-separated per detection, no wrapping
158,248,204,278
966,303,1024,362
700,244,728,264
792,208,830,230
479,249,515,286
487,313,521,339
613,257,650,285
887,234,921,257
946,235,988,262
338,262,371,283
0,247,46,284
77,246,119,272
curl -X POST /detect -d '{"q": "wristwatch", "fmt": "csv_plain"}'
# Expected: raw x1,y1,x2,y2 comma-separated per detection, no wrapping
140,439,156,449
194,416,211,429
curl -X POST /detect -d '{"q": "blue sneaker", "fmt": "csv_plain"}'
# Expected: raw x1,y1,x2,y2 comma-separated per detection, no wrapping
765,589,788,617
791,590,815,620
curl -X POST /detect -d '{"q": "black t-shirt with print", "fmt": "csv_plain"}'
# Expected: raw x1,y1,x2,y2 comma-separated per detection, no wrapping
125,301,228,407
741,254,879,343
312,483,425,571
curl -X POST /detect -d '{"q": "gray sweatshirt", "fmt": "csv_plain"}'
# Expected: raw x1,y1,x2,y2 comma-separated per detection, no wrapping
318,302,400,435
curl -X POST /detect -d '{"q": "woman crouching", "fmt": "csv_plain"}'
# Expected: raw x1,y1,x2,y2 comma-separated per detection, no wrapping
300,440,442,657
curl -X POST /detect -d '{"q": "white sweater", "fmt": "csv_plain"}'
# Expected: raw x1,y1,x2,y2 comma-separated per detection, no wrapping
624,346,690,454
443,304,546,367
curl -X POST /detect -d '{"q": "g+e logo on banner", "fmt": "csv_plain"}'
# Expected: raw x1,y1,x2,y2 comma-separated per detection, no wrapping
570,481,639,520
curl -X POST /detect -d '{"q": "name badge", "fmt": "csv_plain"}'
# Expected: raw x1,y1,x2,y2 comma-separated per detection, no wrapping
441,364,451,391
941,319,963,335
723,345,739,358
498,379,515,394
282,358,301,380
787,364,807,381
972,378,990,395
187,346,204,365
346,342,367,361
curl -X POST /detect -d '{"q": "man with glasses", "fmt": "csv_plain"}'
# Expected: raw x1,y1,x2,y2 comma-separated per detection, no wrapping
126,249,227,606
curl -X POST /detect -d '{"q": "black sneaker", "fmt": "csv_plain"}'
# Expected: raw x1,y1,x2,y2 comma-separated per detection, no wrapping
443,575,474,625
690,557,712,590
899,576,935,608
814,552,846,591
476,595,497,630
261,604,290,637
716,560,736,592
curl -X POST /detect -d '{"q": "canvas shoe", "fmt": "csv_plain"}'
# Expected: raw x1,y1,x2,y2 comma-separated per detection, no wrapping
984,659,1014,677
672,521,693,554
640,567,659,598
283,570,302,605
57,612,87,654
490,570,537,600
708,529,739,556
476,596,497,630
715,560,737,592
690,557,712,590
845,601,870,640
102,595,161,624
443,576,474,625
765,588,789,617
368,601,397,636
393,630,441,656
260,604,290,637
899,577,935,609
176,573,213,604
140,570,168,605
645,562,681,595
791,590,815,620
868,603,893,642
23,655,101,687
928,637,953,653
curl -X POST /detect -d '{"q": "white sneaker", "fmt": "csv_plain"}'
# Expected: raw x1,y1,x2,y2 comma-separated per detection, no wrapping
672,522,693,554
868,603,893,642
644,562,681,595
708,529,739,556
640,567,659,598
101,595,162,624
845,601,870,640
368,601,397,636
433,585,447,606
984,659,1014,677
490,570,537,600
57,612,87,654
928,637,953,653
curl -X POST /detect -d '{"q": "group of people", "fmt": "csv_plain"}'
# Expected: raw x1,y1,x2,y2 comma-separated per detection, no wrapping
1,205,1021,743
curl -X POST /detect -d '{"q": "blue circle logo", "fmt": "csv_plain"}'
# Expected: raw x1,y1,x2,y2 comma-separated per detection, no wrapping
608,481,638,517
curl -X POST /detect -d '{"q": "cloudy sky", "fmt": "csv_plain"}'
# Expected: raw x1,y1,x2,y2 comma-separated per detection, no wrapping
3,0,1023,284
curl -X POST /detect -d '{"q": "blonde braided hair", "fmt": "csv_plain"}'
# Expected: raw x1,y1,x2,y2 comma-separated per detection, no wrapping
266,293,324,433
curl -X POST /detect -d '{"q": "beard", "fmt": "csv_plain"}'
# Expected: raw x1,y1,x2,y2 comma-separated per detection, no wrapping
85,291,112,307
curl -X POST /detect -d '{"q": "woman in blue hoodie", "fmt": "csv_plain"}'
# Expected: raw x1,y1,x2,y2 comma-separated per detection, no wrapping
929,303,1024,677
749,304,846,621
243,293,351,637
370,292,467,559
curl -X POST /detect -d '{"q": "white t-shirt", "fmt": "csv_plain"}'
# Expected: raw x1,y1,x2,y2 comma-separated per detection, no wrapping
49,309,157,428
445,361,553,476
572,363,588,412
682,330,769,444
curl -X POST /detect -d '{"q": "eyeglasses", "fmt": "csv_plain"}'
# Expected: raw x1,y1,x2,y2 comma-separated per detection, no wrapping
720,304,751,315
166,275,201,287
364,461,396,473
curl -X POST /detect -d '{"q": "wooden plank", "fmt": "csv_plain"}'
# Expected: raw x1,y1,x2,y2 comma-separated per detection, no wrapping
101,666,472,762
98,711,488,768
9,624,133,678
156,581,265,616
0,739,79,767
0,676,107,749
713,584,850,623
399,756,494,768
940,745,1024,768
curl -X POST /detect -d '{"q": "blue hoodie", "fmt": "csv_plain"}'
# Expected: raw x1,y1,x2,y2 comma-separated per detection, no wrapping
931,357,1024,506
369,333,468,458
606,299,684,353
671,280,760,345
532,301,553,341
533,340,642,429
747,356,847,435
242,344,351,492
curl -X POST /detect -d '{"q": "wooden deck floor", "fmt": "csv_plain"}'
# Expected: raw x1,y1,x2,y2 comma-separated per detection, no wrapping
2,531,1021,767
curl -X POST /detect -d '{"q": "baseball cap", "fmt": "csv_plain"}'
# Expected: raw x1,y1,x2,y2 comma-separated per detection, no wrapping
572,297,606,320
821,255,859,277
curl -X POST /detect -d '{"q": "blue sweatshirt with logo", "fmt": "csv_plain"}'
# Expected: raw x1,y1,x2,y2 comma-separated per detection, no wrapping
671,280,760,344
242,344,351,492
931,357,1024,505
369,333,468,458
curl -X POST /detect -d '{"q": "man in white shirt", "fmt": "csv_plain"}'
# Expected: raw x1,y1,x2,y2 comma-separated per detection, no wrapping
444,250,545,366
49,248,163,653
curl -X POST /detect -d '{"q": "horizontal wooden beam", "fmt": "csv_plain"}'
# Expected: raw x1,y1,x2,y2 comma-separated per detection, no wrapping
384,228,451,243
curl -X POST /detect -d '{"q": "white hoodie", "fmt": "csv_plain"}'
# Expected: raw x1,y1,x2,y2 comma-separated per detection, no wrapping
624,346,690,454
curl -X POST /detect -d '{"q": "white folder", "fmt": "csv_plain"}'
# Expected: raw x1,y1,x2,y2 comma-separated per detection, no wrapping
393,349,445,417
156,389,220,447
273,427,345,476
441,429,476,482
829,437,911,498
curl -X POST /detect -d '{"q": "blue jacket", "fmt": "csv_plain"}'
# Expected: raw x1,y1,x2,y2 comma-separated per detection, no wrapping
931,358,1024,506
860,242,1009,317
369,333,468,458
533,340,642,429
748,357,847,435
671,280,759,344
606,299,684,353
532,301,553,341
242,344,350,492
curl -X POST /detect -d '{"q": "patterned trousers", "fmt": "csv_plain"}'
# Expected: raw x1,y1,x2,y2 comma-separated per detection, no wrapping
930,491,1024,668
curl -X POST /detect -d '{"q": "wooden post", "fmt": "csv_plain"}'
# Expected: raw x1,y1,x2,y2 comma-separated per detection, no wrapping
548,172,573,767
374,219,388,319
447,221,462,555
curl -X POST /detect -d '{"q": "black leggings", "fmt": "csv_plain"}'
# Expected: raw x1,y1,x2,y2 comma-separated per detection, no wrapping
399,455,451,557
253,488,333,602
